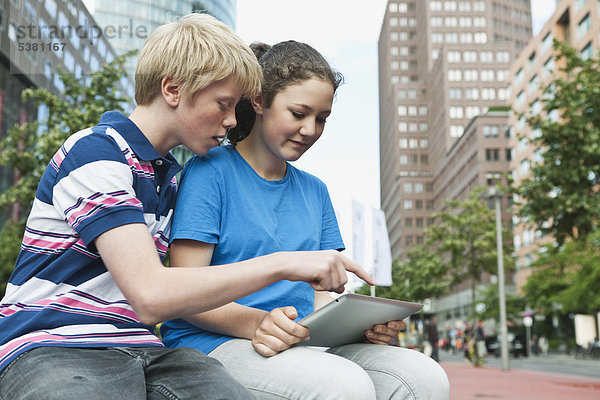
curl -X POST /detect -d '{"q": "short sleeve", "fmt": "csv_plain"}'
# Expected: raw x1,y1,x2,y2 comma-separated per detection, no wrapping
170,156,223,244
52,134,145,246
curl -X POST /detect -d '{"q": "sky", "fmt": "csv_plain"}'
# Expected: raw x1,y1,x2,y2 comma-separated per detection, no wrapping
235,0,557,244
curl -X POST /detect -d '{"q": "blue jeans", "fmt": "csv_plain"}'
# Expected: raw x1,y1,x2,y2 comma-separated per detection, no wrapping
0,346,254,400
209,339,450,399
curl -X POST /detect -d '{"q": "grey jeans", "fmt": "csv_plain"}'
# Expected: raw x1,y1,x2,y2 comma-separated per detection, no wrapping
210,339,450,400
0,346,254,400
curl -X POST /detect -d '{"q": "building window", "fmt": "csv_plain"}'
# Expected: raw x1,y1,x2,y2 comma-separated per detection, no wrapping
474,32,487,43
405,217,413,227
465,88,479,100
460,32,473,43
506,148,513,161
449,88,462,99
577,13,591,40
445,32,458,43
515,90,526,110
445,16,458,27
430,1,442,11
444,1,457,12
483,125,499,137
581,42,593,60
464,69,478,81
463,50,477,62
449,107,463,119
404,200,413,210
415,200,423,210
486,149,500,161
486,172,502,186
404,182,413,193
465,106,480,118
447,51,461,62
541,32,553,53
448,69,462,81
45,0,57,18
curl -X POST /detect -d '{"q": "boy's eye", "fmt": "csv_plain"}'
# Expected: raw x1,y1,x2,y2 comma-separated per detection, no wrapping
292,111,304,119
317,117,328,124
219,102,230,111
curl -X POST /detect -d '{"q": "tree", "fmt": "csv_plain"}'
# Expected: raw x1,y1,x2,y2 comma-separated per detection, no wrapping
523,230,600,315
424,188,513,317
514,41,600,247
357,188,512,318
357,244,451,302
0,51,135,294
475,284,526,324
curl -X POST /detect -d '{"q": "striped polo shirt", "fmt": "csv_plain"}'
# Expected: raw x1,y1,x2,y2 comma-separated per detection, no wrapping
0,111,182,372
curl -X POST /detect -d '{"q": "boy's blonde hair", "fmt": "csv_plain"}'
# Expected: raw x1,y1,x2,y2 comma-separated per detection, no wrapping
135,13,262,105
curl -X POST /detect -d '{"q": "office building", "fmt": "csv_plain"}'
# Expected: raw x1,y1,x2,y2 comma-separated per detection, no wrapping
89,0,237,79
507,0,600,291
378,0,532,321
0,0,129,222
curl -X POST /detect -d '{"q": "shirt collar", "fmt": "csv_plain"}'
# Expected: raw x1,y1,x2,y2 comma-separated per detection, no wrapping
97,111,175,163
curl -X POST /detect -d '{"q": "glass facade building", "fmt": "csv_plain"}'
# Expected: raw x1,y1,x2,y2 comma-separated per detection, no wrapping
90,0,237,79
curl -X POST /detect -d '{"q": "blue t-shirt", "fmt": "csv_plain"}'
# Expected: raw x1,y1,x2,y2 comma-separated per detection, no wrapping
160,145,344,353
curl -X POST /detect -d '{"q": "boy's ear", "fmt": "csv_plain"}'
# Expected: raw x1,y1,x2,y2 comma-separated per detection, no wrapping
251,94,263,115
161,76,180,107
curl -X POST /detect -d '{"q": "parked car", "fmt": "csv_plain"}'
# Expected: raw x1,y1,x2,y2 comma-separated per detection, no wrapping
486,333,528,358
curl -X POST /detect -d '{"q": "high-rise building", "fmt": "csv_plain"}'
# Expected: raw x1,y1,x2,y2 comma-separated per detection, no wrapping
379,0,531,256
507,0,600,291
0,0,129,223
378,0,532,322
89,0,237,80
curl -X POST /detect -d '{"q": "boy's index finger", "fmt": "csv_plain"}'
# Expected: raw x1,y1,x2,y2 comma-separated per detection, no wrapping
341,256,376,286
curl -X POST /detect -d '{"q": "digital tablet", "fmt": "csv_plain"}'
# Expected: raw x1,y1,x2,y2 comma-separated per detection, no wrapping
296,293,423,348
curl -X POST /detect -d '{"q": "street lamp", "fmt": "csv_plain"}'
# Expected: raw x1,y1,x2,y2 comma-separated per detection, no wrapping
487,186,510,372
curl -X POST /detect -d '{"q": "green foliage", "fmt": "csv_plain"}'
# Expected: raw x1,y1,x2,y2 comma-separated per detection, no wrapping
424,188,513,316
475,283,526,324
524,230,600,315
0,51,135,292
0,219,26,294
357,188,512,315
514,41,600,246
356,245,450,302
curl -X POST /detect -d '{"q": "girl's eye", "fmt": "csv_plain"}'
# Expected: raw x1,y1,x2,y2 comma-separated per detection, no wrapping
292,111,304,119
219,102,230,111
317,117,328,124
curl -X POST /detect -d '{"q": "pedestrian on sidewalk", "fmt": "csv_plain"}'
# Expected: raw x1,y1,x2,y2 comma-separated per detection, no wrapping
426,316,441,362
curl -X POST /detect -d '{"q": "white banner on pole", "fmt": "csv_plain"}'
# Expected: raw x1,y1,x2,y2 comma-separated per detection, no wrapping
371,207,393,286
351,199,366,267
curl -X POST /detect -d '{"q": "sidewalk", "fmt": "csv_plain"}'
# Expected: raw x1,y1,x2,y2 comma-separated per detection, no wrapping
441,361,600,399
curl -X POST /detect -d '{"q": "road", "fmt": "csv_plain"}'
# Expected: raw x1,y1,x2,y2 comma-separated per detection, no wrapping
439,349,600,380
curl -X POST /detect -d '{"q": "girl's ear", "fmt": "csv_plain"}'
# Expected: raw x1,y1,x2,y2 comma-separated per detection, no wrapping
251,94,263,115
161,76,180,107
